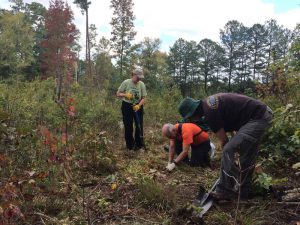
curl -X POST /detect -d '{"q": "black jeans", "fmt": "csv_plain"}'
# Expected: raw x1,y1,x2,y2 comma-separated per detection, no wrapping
175,139,211,167
121,101,144,150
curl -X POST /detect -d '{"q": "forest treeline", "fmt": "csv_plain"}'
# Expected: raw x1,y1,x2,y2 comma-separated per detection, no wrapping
1,0,299,98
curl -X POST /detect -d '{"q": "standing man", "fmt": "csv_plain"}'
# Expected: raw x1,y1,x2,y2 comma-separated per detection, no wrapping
117,68,147,151
178,93,273,199
162,123,211,171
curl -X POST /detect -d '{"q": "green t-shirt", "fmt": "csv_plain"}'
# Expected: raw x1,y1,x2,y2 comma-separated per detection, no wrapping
118,79,147,104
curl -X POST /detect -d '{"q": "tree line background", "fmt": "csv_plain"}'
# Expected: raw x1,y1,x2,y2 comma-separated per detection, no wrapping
1,0,299,99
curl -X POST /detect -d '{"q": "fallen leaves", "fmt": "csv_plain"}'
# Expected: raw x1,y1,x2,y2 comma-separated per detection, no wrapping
111,183,117,190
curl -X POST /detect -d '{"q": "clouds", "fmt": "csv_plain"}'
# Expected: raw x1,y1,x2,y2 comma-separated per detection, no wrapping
1,0,299,53
134,0,299,50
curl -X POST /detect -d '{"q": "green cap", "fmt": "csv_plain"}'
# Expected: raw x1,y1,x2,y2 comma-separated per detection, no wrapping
178,97,201,119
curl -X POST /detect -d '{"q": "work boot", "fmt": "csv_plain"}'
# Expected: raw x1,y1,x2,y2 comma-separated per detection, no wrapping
164,145,169,152
134,144,143,151
127,145,134,151
209,191,235,201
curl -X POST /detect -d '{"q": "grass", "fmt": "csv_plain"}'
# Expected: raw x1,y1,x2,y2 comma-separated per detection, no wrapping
136,176,175,210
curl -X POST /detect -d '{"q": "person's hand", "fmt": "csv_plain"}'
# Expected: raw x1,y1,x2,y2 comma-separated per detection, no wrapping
124,92,133,100
166,162,176,172
133,104,141,112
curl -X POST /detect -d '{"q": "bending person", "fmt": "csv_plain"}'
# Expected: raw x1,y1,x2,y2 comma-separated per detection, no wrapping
178,93,273,199
162,123,212,171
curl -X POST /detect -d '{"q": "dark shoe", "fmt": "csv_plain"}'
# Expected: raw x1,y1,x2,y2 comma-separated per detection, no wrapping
126,144,134,150
164,145,169,152
134,145,143,151
240,189,254,200
210,191,235,201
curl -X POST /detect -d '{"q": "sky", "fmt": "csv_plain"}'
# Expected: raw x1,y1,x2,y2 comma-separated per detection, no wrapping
1,0,299,53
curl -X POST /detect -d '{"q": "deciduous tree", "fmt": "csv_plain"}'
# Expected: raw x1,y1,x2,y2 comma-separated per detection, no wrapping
0,11,34,78
41,0,79,100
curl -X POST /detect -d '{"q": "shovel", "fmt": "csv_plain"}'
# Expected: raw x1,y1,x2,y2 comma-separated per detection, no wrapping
193,178,220,218
133,109,147,150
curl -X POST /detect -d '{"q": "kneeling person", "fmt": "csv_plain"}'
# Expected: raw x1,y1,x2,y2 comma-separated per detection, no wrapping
162,123,211,171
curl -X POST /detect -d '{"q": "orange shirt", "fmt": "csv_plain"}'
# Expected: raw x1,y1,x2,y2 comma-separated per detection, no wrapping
175,123,209,147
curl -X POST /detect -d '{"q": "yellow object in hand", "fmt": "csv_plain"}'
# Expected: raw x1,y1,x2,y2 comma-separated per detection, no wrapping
133,104,140,112
124,92,133,100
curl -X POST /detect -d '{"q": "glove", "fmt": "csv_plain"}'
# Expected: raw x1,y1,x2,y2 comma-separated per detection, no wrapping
133,104,141,112
124,92,133,100
166,162,176,171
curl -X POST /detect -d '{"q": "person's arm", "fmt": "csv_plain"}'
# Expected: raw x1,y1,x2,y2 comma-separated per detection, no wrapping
174,144,190,164
166,143,189,172
138,98,145,106
116,81,128,98
139,82,147,106
116,92,126,97
215,128,228,148
168,139,175,162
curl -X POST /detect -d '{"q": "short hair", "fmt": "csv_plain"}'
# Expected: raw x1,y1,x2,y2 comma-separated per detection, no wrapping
165,123,175,138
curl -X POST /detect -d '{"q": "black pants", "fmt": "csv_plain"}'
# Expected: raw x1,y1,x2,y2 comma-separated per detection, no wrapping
121,101,144,150
216,108,273,196
175,139,211,167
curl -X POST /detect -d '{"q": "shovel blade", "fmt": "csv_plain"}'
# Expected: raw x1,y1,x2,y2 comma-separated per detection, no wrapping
198,199,214,218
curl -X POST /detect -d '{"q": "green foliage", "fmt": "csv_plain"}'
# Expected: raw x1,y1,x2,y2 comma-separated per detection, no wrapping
136,176,174,210
261,104,300,162
0,79,63,128
73,0,91,12
290,24,300,71
144,88,182,125
199,38,226,95
0,11,35,78
253,172,288,196
139,38,169,91
254,172,273,190
168,38,200,97
94,52,114,89
208,211,231,224
0,79,121,174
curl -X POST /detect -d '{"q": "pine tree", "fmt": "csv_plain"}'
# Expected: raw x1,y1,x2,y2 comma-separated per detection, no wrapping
264,19,291,84
139,37,162,88
73,0,92,79
168,38,199,96
110,0,136,78
248,24,268,80
290,24,300,71
198,39,225,94
220,20,246,91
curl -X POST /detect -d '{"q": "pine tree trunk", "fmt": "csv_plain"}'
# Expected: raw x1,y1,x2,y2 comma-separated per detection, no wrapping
119,32,124,78
86,8,92,81
120,50,123,78
204,68,208,95
253,46,257,80
85,15,88,77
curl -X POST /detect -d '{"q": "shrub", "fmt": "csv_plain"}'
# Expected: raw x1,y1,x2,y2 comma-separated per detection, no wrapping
261,104,300,163
136,176,174,210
